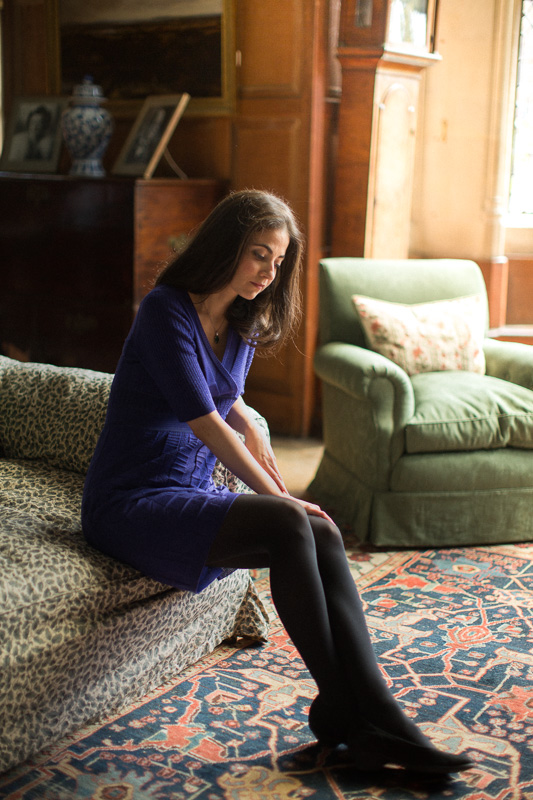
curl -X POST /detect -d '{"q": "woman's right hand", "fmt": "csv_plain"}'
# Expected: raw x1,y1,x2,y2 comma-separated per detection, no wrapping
243,423,288,495
289,496,335,524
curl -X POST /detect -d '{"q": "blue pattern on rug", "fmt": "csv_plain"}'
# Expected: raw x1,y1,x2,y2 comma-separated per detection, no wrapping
1,545,533,799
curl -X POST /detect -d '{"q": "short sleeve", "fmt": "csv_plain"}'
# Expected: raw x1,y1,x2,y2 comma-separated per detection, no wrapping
242,342,255,394
128,288,216,421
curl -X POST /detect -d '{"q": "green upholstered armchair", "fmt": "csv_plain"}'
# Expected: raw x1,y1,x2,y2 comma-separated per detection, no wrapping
309,258,533,547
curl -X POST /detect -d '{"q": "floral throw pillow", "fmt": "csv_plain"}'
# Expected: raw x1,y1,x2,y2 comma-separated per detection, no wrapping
352,293,486,376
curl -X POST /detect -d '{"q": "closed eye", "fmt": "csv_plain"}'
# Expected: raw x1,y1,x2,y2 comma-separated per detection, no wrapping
252,242,286,261
253,249,283,267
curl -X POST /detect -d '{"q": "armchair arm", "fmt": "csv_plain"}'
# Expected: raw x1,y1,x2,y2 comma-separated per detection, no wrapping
484,338,533,391
314,343,415,487
314,342,415,427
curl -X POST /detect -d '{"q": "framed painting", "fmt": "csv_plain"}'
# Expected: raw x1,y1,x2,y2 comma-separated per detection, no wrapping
1,96,68,173
112,94,190,178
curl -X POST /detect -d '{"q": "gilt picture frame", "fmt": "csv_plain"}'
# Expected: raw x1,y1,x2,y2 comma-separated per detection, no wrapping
112,93,190,179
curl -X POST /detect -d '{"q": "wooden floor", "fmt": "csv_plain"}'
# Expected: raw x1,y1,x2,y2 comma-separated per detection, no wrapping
270,436,323,499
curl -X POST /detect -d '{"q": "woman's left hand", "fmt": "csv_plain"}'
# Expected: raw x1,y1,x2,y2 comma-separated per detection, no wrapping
244,425,289,495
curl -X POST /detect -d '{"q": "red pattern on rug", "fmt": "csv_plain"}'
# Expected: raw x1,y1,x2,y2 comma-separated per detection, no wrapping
1,544,533,799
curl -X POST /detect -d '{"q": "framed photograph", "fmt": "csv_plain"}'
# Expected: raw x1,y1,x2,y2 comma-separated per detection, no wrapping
0,96,68,173
112,93,190,179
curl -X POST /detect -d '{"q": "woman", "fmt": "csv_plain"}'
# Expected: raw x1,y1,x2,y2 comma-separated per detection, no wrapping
82,190,472,774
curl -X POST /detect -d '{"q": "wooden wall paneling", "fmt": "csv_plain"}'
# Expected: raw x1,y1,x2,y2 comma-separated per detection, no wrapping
243,350,298,434
2,0,60,116
232,0,331,436
233,0,332,435
232,110,310,434
232,114,303,200
304,0,335,431
243,381,301,435
167,117,233,180
236,0,304,97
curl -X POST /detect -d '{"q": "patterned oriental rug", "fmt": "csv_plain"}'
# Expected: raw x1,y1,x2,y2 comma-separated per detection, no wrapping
1,543,533,800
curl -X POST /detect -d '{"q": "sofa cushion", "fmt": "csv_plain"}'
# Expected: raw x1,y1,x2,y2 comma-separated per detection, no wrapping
406,371,533,454
352,294,486,376
0,356,112,475
0,458,84,528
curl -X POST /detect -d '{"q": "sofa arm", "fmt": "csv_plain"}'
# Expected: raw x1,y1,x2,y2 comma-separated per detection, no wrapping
314,342,415,427
484,338,533,391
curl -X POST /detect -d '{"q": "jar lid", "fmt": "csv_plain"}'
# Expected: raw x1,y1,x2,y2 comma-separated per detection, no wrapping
72,75,105,99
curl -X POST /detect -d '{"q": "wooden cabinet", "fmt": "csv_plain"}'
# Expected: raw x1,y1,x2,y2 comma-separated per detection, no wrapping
0,174,224,372
133,179,224,310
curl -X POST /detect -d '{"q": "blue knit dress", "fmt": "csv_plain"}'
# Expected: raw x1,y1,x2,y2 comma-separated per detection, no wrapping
82,285,255,592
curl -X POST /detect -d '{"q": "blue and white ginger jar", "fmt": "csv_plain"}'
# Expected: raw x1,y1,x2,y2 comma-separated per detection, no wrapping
61,76,114,177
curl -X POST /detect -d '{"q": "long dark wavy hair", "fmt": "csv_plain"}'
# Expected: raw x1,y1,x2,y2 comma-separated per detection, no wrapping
156,190,304,354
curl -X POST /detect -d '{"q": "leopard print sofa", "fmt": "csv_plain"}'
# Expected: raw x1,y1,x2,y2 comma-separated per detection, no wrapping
0,355,269,773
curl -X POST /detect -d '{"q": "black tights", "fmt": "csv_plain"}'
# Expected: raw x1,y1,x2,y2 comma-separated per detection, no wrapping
207,495,414,737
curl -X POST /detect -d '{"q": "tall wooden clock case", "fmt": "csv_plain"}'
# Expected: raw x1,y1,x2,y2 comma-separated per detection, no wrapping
331,0,440,258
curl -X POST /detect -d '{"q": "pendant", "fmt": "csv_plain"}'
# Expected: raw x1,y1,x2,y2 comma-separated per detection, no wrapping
214,332,220,344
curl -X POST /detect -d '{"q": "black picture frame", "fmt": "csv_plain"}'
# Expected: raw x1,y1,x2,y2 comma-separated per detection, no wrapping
1,96,68,173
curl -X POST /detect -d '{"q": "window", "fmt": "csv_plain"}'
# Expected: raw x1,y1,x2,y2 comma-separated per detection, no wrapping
509,0,533,215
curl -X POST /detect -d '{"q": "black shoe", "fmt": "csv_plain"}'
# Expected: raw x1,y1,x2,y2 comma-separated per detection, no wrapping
309,695,473,774
308,695,345,747
346,721,474,774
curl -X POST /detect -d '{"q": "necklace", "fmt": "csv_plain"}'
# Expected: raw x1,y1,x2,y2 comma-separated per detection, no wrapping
204,305,224,344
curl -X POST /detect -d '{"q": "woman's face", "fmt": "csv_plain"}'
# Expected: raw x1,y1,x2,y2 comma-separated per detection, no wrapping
28,111,47,141
229,227,290,301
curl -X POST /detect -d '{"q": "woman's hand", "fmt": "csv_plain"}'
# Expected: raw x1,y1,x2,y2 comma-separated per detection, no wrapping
189,407,334,524
188,409,286,499
226,397,289,495
289,496,335,524
243,424,289,495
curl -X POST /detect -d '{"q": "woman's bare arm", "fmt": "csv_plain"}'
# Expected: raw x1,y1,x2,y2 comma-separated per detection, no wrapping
188,408,332,521
226,397,288,493
189,409,283,496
